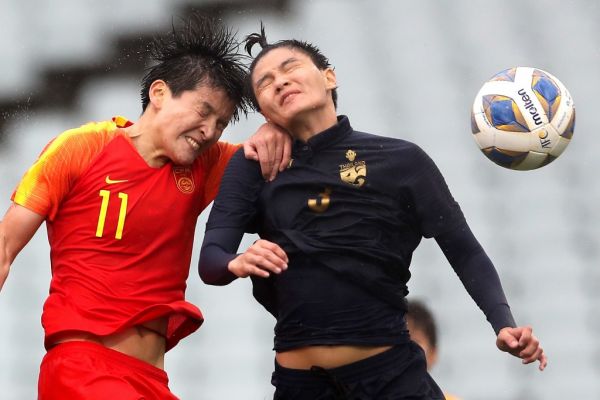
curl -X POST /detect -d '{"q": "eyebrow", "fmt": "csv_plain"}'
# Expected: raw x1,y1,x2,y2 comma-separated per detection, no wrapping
255,57,300,88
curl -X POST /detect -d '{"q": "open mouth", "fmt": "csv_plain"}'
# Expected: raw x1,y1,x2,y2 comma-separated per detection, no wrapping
185,136,201,150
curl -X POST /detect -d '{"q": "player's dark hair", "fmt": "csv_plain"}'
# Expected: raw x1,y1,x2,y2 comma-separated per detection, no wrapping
141,13,249,122
407,300,438,349
243,23,337,111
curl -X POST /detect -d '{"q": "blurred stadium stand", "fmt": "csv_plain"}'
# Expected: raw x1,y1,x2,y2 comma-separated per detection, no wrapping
0,0,599,399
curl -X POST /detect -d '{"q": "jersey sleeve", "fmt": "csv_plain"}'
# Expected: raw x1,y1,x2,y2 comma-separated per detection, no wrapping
199,148,264,285
204,147,264,231
198,141,242,209
11,121,119,220
405,145,465,238
435,220,516,334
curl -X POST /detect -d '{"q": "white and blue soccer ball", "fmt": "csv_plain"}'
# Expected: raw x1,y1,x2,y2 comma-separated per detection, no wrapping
471,67,575,170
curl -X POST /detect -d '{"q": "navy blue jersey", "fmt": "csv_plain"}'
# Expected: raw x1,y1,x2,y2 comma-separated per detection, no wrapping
201,116,515,350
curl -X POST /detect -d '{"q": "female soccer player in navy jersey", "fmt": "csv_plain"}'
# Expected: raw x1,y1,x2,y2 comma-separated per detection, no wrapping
0,15,290,400
200,25,547,399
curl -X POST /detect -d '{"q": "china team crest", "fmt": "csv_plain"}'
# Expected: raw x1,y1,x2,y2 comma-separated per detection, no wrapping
339,149,367,187
172,166,195,194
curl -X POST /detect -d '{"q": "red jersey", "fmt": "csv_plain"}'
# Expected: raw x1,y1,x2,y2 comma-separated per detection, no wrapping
12,117,239,351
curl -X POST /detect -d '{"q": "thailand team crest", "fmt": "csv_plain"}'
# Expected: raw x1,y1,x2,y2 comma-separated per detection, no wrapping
339,149,367,187
172,166,195,194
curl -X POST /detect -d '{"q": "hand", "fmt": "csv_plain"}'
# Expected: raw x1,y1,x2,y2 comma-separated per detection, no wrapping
496,326,547,371
243,122,292,181
228,239,288,279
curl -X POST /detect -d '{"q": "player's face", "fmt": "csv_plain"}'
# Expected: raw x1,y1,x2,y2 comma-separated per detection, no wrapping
153,82,235,166
251,47,336,130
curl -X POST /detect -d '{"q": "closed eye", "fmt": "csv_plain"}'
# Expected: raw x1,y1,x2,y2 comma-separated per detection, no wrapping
197,103,212,118
256,76,273,92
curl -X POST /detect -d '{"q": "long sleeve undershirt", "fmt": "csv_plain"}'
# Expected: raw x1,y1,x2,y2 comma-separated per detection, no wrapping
435,222,516,334
200,219,516,335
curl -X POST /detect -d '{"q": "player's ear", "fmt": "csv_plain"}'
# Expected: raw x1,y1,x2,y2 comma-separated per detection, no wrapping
323,67,337,91
149,80,169,108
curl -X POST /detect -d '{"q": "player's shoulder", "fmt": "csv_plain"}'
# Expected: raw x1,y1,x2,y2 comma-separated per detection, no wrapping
42,118,123,156
349,129,438,174
54,119,120,145
195,141,242,168
195,142,260,177
351,129,425,155
66,118,122,137
227,145,261,171
203,141,241,159
205,144,263,194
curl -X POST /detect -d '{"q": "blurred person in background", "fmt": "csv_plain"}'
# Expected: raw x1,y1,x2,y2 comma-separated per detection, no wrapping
199,24,546,399
406,299,462,400
0,14,290,400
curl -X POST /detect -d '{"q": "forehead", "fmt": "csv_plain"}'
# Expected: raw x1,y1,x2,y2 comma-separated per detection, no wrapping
187,84,231,102
186,84,236,115
253,47,313,76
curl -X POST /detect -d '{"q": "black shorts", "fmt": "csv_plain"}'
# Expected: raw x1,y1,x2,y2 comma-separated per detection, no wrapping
271,341,445,400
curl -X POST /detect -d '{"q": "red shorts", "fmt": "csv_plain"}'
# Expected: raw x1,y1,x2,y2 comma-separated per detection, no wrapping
38,341,179,400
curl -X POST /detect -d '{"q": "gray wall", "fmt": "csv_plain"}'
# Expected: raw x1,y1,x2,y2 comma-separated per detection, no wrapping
0,1,598,399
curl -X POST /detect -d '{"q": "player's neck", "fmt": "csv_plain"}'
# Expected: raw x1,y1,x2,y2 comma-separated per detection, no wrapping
122,118,168,169
288,107,337,143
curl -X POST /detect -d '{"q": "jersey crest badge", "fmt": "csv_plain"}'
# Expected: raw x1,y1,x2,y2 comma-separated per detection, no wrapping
172,166,195,194
339,149,367,187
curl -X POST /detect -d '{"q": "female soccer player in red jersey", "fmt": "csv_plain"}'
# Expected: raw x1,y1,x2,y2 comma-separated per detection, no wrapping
0,14,290,400
200,25,547,399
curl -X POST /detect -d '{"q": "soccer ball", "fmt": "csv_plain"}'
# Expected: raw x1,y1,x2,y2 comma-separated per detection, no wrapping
471,67,575,170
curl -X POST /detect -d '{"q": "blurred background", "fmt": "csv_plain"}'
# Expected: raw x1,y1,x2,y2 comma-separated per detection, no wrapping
0,0,598,399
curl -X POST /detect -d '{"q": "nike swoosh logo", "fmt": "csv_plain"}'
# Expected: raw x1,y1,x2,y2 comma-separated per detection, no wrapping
105,176,129,184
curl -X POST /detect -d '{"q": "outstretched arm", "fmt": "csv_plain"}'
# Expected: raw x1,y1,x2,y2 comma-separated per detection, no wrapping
0,204,45,292
435,221,547,370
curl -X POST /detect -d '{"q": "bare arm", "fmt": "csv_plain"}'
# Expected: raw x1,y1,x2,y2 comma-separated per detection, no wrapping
0,204,45,292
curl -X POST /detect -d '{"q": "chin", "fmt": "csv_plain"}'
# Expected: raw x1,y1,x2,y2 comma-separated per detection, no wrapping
172,154,197,166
